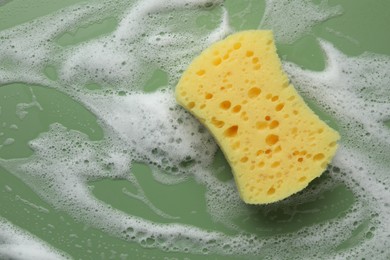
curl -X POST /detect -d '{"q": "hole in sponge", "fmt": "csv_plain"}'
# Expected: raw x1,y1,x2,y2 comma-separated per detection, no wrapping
271,161,280,168
266,134,279,146
232,141,240,150
291,128,298,134
232,105,241,113
313,153,325,161
258,161,265,168
220,100,231,110
196,70,205,76
224,125,238,137
256,121,268,130
205,93,213,99
267,187,276,195
275,103,285,111
240,156,248,163
213,58,222,66
211,117,225,128
269,120,279,129
246,50,254,57
241,111,248,121
188,102,195,109
248,87,261,98
233,42,241,50
298,176,307,182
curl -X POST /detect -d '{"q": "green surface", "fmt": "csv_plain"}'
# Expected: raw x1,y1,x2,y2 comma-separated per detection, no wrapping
0,0,389,259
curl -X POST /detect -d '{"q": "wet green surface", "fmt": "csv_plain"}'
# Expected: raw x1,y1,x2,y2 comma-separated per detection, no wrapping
0,0,389,259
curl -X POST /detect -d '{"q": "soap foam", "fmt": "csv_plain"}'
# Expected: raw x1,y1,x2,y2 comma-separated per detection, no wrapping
259,0,343,44
0,0,389,258
283,40,390,258
0,218,69,260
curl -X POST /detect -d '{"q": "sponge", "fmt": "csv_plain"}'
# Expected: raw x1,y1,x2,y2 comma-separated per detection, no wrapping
175,30,340,204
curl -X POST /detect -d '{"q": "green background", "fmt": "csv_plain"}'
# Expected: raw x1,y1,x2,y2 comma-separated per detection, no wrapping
1,0,389,259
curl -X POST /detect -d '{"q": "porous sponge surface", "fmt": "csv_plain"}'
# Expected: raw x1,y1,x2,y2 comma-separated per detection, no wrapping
175,30,340,204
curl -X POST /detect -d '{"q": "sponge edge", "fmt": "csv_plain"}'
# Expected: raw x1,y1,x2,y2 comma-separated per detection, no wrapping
175,30,340,204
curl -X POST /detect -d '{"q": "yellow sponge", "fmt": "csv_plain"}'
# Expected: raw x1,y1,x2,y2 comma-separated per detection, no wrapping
175,30,340,204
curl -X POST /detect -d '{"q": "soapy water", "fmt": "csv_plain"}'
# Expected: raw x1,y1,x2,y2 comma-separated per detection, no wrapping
259,0,343,44
0,218,69,260
0,0,389,258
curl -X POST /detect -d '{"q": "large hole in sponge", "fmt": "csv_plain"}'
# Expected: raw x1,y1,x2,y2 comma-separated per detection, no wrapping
248,87,261,98
224,125,238,137
266,134,279,146
220,100,231,110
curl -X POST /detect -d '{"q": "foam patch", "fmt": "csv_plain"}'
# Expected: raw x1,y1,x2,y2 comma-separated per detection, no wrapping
0,218,69,260
259,0,342,43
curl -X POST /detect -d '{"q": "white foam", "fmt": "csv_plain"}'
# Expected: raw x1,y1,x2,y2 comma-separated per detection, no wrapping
259,0,342,44
0,218,69,260
283,40,390,257
0,0,389,258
